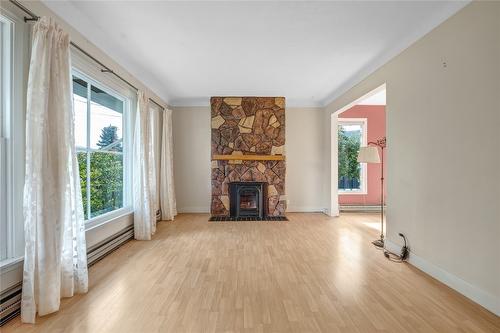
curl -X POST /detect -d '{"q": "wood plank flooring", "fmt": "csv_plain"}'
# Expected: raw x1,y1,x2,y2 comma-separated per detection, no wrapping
3,213,499,332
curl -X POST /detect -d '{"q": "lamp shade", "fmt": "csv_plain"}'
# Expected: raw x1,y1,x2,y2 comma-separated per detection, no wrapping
357,146,380,163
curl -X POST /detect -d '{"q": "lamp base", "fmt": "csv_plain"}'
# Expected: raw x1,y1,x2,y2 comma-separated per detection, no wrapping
372,238,384,248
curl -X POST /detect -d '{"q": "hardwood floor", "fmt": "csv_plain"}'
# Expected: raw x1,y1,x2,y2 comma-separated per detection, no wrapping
3,213,499,332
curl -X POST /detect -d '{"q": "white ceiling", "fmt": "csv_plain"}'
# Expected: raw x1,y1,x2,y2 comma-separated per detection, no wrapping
43,1,468,107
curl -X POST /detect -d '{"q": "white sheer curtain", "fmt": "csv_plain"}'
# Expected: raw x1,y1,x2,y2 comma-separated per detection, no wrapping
22,17,88,324
330,113,340,217
133,92,157,240
150,104,163,220
160,109,177,220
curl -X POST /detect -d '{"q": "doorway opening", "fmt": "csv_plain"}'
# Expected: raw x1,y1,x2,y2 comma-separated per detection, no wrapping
330,84,386,232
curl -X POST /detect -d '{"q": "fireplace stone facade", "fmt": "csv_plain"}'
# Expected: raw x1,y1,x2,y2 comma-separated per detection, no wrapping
211,97,286,216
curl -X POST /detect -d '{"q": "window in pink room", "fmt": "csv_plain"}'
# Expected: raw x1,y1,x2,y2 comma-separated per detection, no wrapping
338,105,386,206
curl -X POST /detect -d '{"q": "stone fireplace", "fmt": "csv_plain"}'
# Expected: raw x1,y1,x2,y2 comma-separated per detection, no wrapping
211,97,286,217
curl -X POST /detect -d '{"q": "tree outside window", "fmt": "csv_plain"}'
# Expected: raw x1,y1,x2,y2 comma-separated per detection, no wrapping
338,121,364,191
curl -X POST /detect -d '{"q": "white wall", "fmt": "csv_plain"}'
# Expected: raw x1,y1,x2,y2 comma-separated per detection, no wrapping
172,106,327,213
324,1,500,315
286,107,326,212
172,107,211,212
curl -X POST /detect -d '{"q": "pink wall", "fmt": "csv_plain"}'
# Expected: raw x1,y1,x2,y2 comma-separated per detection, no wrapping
339,105,386,205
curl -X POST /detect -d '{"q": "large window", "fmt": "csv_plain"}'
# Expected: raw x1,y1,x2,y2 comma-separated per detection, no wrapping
338,118,367,193
72,73,130,221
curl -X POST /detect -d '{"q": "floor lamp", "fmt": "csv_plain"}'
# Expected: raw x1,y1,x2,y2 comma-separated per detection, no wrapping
357,137,386,248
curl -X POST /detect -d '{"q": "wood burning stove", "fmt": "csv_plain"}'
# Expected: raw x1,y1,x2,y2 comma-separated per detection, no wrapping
229,182,267,219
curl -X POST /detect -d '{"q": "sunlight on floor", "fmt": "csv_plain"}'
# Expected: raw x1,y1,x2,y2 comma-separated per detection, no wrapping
362,221,380,231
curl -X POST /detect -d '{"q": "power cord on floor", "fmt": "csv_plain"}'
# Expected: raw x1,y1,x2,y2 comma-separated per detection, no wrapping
382,233,409,262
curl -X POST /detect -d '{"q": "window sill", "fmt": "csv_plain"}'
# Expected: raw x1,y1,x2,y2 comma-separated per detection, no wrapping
85,207,133,232
0,256,23,272
338,191,367,195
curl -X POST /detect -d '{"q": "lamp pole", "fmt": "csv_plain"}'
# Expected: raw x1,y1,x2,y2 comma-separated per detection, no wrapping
368,137,386,248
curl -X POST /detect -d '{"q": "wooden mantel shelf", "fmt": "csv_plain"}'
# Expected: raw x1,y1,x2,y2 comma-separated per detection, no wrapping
212,154,285,161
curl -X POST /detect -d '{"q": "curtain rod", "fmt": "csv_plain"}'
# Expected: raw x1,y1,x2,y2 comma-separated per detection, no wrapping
9,0,166,111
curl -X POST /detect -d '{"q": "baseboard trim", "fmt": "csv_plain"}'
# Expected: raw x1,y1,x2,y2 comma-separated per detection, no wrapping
286,206,325,213
0,224,134,326
177,206,210,213
340,205,385,212
179,207,329,214
179,206,384,214
386,240,500,316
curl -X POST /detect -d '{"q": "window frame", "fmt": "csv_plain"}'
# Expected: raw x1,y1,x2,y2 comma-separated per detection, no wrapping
0,7,29,267
71,68,133,230
338,118,368,195
0,15,11,262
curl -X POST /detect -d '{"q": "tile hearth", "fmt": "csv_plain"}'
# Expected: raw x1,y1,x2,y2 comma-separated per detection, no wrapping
208,216,288,222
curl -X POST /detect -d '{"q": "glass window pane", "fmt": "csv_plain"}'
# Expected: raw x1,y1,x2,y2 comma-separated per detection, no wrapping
72,74,127,221
89,151,123,218
73,77,88,148
77,151,88,220
90,85,123,150
338,123,362,191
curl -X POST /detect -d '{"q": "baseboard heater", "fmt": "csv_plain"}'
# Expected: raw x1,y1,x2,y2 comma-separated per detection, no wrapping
0,224,134,326
0,282,22,326
87,224,134,266
340,205,386,212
